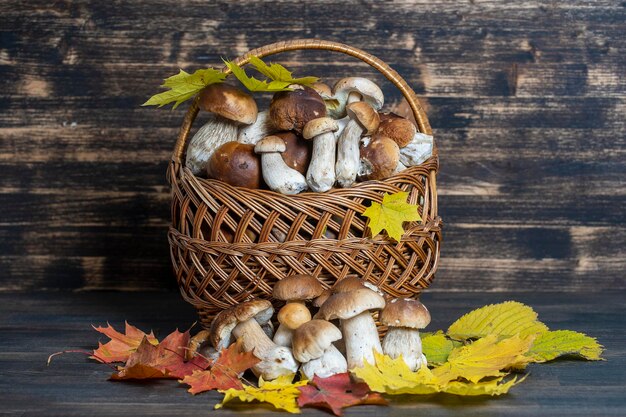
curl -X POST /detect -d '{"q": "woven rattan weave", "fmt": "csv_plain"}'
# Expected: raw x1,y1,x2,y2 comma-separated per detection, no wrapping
167,40,442,328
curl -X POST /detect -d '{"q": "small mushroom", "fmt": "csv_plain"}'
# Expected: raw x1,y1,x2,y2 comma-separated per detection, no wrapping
293,320,348,379
255,136,308,195
270,86,327,134
272,274,324,347
213,299,298,380
336,102,380,188
380,298,431,371
399,132,434,167
358,134,400,181
303,117,340,192
331,77,384,118
237,110,276,145
186,84,258,175
318,288,386,369
207,141,262,188
377,112,417,148
274,131,312,175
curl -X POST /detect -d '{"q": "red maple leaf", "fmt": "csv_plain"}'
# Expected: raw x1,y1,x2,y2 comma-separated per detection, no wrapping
110,329,209,380
92,322,159,363
180,340,261,394
297,373,388,416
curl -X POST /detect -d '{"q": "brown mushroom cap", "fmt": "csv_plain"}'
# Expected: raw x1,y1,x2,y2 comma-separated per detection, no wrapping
209,299,273,349
292,320,342,362
318,288,386,321
347,102,380,135
377,112,417,148
277,303,312,330
359,134,400,181
255,135,287,154
273,274,324,301
302,117,339,140
379,298,431,329
207,141,262,189
270,86,327,133
312,288,332,308
199,83,258,125
274,132,312,175
311,82,333,98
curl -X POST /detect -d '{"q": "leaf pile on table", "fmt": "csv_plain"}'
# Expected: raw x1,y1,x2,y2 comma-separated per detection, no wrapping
49,300,603,415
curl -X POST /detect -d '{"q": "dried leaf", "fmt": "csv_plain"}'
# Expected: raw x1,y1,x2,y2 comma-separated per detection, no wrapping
362,191,422,241
527,330,604,362
92,322,158,363
297,373,387,416
143,68,226,109
216,374,308,414
421,331,456,365
181,340,261,394
447,301,549,340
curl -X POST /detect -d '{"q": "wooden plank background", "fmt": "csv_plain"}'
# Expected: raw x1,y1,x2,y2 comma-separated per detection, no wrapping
1,0,624,292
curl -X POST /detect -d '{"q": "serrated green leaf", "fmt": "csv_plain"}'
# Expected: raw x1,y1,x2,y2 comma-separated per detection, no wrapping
223,59,293,92
249,56,318,86
447,301,549,340
143,68,226,109
527,330,604,362
421,332,455,365
362,192,422,242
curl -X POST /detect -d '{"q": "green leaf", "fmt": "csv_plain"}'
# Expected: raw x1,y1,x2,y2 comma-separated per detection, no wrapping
421,332,455,365
143,68,226,109
248,56,318,86
362,192,422,242
527,330,604,362
447,301,549,340
223,60,293,93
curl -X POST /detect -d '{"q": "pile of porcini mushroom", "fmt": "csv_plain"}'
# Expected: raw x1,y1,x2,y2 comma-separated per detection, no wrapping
188,275,430,381
186,78,434,194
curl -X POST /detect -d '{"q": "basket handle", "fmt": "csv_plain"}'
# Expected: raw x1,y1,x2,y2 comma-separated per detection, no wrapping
171,39,432,163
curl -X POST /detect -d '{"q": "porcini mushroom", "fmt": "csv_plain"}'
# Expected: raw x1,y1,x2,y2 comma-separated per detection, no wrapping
212,299,298,380
255,136,308,195
380,298,431,371
303,117,339,192
318,288,385,369
272,274,324,347
269,86,327,134
377,112,417,148
207,141,262,188
336,102,380,187
186,83,258,175
293,320,347,379
399,132,434,167
358,134,400,181
331,77,384,118
275,131,312,175
237,110,276,145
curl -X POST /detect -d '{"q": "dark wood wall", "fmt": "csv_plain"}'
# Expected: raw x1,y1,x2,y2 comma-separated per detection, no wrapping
1,1,624,292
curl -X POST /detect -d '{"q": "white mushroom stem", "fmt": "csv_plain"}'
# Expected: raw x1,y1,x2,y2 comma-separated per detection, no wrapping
232,318,299,380
261,152,308,195
381,327,425,371
273,324,293,347
393,161,407,175
342,311,382,369
238,110,275,145
306,131,337,192
399,132,434,167
186,115,238,175
300,344,347,379
335,120,363,187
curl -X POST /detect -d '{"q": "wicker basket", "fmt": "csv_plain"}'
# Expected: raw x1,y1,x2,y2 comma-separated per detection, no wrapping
167,39,442,329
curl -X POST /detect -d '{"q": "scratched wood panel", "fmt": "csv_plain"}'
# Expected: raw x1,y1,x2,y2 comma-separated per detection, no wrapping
1,1,624,291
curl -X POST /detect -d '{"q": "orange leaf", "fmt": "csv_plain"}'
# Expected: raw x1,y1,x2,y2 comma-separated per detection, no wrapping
92,322,158,363
297,373,388,416
181,340,261,394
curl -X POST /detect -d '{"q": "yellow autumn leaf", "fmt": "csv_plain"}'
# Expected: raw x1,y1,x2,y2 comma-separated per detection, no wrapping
443,375,527,396
433,334,535,383
362,192,422,242
527,330,604,362
143,68,226,109
447,301,549,340
248,56,318,86
223,59,293,92
421,332,456,365
215,374,308,414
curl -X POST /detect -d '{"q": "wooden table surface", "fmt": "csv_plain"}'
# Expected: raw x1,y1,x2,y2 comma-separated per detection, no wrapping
1,290,624,417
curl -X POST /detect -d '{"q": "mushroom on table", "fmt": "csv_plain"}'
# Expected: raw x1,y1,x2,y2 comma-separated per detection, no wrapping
293,319,347,379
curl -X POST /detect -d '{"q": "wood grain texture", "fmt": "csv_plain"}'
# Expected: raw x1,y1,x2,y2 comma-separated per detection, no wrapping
1,291,624,416
1,1,624,291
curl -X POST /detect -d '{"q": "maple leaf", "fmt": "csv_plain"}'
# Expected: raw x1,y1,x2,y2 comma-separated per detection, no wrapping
527,330,604,362
248,56,318,86
143,68,226,109
297,373,387,416
223,59,293,92
92,322,158,363
447,301,549,340
181,340,260,394
362,191,421,242
216,374,308,414
421,331,456,365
